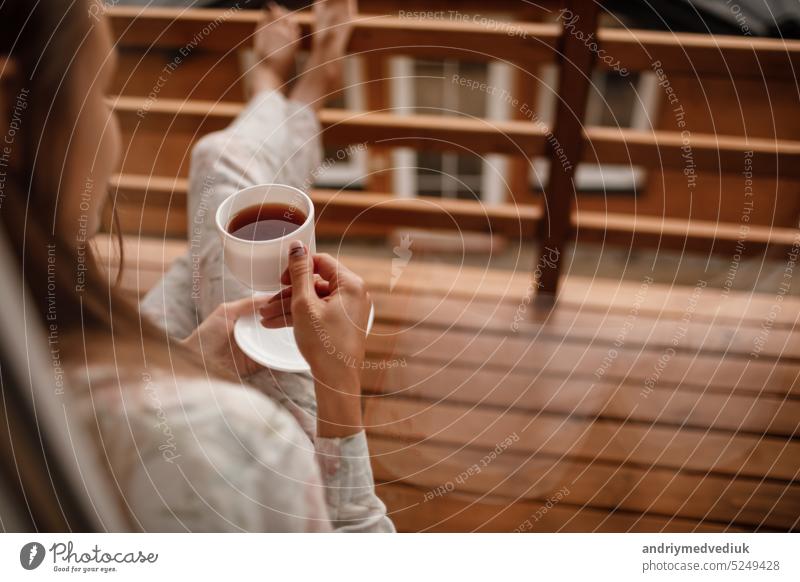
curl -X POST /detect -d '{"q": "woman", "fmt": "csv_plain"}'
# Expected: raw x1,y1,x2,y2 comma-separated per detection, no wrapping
0,0,394,532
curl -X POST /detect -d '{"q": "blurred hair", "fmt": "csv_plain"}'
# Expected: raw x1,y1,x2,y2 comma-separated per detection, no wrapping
0,0,193,372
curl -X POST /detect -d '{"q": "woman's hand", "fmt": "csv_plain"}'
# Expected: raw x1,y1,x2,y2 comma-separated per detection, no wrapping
260,241,370,437
179,295,272,378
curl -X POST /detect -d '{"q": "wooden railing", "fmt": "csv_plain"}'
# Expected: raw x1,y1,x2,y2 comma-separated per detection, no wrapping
107,1,800,295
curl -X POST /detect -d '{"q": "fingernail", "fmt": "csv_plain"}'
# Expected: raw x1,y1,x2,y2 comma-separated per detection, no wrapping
289,240,306,257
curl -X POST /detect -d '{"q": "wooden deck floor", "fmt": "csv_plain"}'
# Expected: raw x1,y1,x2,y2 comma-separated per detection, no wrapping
97,236,800,532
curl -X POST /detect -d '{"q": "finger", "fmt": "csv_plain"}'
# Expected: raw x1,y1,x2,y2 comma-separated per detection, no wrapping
268,279,331,303
223,293,274,319
314,279,332,298
261,314,294,329
287,240,314,304
259,296,292,320
313,253,361,289
268,286,292,304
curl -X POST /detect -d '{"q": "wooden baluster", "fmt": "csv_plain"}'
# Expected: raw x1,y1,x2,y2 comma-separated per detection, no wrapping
508,71,537,204
364,55,393,194
535,0,601,297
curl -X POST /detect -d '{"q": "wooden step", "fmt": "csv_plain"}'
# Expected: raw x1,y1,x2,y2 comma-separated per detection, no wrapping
366,322,800,397
369,436,799,529
361,360,800,436
363,397,800,481
366,288,800,361
375,483,743,532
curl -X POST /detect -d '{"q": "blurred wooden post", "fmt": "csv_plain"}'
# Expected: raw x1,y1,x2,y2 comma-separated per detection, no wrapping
507,6,540,205
535,0,600,296
364,56,393,193
508,71,537,202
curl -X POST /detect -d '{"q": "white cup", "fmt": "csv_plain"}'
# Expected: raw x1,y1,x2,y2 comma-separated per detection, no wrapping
215,183,316,292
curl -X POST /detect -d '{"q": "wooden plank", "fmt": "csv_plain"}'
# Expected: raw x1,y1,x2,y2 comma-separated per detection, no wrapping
365,322,800,398
368,437,799,529
536,0,600,295
636,73,800,233
114,96,549,157
107,7,800,79
344,255,800,329
584,126,800,179
376,483,741,532
360,0,555,17
94,233,800,329
366,289,800,361
364,397,800,481
93,234,800,400
109,173,800,250
110,175,540,238
574,210,800,249
95,233,800,328
600,27,800,80
362,360,800,436
108,7,559,64
96,230,800,532
113,96,800,176
96,233,800,533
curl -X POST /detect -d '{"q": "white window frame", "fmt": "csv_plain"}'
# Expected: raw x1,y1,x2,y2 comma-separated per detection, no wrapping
388,60,660,201
312,57,369,189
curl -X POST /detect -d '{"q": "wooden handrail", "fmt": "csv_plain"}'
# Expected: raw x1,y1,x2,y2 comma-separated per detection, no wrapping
599,27,800,79
355,0,558,15
107,6,800,78
108,7,558,64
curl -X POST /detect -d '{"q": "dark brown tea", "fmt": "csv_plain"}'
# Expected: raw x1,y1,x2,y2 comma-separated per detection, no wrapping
227,203,307,241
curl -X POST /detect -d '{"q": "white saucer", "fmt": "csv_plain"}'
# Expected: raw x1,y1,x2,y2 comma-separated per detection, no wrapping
234,303,375,373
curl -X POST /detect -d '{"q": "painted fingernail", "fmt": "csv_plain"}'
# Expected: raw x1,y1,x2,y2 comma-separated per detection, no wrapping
289,240,306,257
